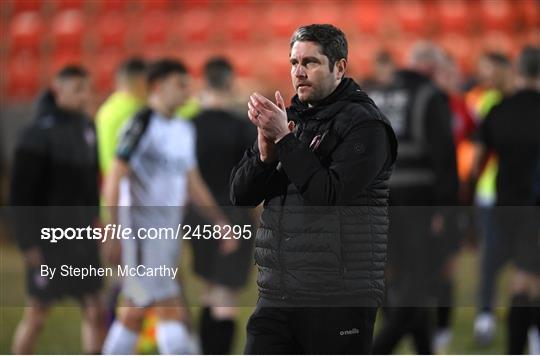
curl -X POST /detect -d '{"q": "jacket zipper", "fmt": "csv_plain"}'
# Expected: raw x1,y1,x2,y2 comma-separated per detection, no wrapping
277,120,303,301
278,193,287,300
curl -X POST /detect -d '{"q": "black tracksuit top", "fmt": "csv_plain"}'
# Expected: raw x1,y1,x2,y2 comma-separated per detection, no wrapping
10,90,99,252
230,78,398,306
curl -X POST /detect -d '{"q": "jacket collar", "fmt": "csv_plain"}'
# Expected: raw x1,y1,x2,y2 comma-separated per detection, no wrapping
287,78,375,122
36,89,87,123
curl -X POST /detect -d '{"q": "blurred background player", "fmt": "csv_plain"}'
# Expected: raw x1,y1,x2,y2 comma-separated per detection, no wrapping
101,59,236,355
95,57,149,344
96,58,148,176
466,52,516,345
436,53,477,183
472,46,540,354
431,52,477,353
361,50,397,92
466,53,514,120
10,65,105,354
370,41,459,355
184,57,256,354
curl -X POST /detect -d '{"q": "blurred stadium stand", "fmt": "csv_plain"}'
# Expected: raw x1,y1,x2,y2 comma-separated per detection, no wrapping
0,0,538,103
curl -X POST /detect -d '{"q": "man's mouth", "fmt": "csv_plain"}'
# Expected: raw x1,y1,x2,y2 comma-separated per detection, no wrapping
297,83,311,90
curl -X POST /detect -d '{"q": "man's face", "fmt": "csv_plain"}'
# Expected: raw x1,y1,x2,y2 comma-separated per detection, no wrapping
155,72,191,109
477,57,495,87
375,61,395,86
131,75,149,101
53,76,90,113
290,41,345,104
436,59,460,93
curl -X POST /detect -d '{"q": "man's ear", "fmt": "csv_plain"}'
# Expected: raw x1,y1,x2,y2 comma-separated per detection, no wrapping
335,58,347,80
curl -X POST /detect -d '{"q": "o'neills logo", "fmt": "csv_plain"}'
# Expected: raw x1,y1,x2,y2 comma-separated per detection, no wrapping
339,328,360,336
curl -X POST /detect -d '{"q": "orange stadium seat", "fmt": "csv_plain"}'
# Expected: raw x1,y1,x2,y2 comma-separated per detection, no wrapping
91,50,124,93
388,36,418,66
7,53,40,100
4,0,532,105
172,9,213,45
95,12,127,49
50,0,85,12
221,6,257,43
221,0,252,8
353,1,382,34
266,3,299,39
9,11,44,53
222,46,256,77
51,9,85,49
177,0,210,10
94,0,127,14
265,41,291,82
394,0,428,35
437,0,471,33
520,0,540,28
6,0,42,14
139,11,169,48
177,47,217,78
479,0,515,32
348,37,380,78
141,0,171,12
300,4,340,28
0,21,7,52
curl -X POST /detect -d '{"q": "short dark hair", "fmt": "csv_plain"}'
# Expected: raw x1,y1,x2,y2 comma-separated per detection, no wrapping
290,24,348,71
204,57,234,90
483,52,511,67
147,58,188,85
517,46,540,78
118,57,147,77
375,50,394,65
56,65,88,80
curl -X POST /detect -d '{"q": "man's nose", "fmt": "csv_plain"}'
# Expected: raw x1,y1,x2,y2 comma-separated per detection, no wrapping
293,65,307,78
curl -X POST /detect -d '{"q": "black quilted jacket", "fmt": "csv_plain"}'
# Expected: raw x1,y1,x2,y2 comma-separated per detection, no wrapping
230,78,398,306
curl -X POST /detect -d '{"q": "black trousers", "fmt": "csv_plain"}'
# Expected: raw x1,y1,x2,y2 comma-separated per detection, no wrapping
245,304,377,354
372,307,433,354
